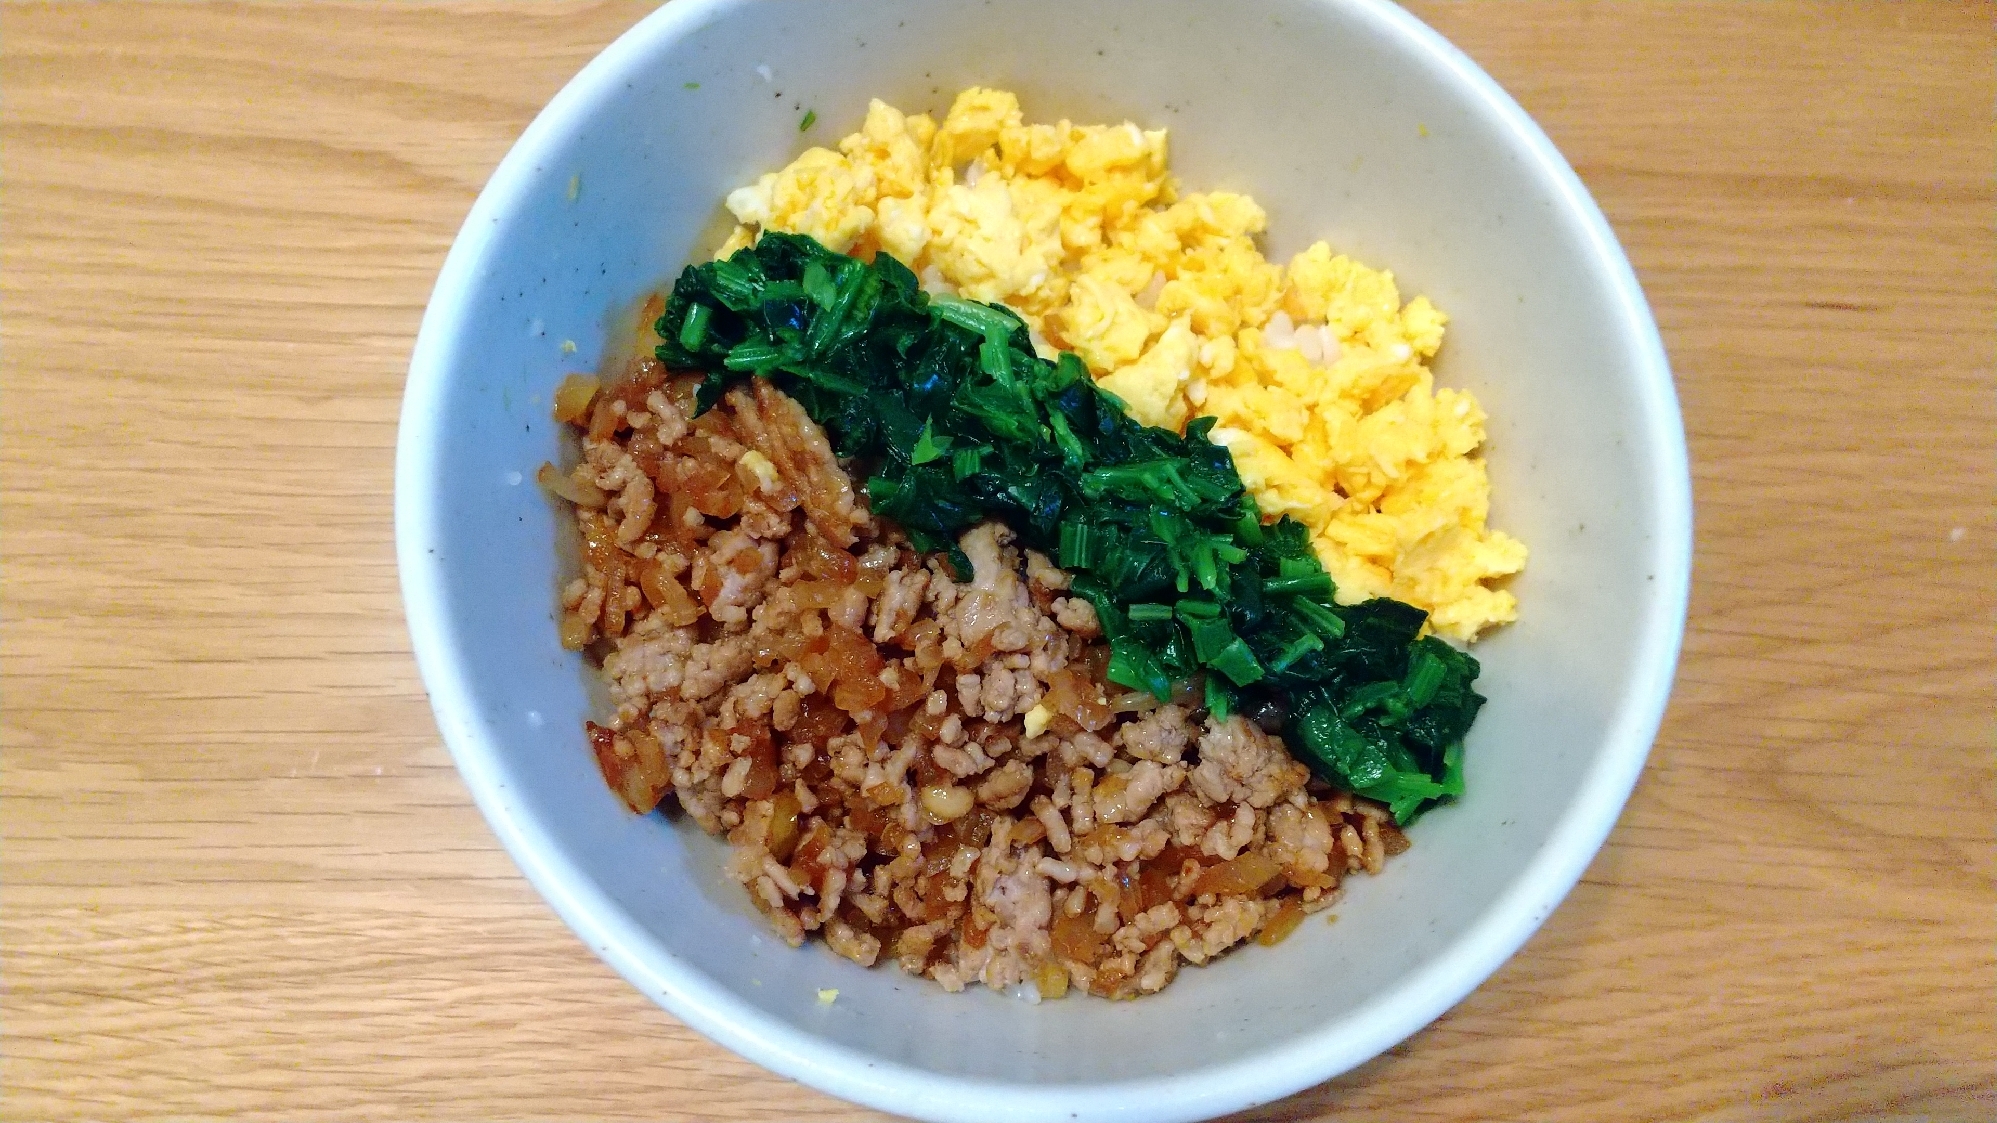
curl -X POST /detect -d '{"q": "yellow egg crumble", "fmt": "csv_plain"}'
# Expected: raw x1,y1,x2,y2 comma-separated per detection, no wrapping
715,88,1526,641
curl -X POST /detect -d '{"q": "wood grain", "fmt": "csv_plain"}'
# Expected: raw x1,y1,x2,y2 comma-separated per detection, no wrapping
3,2,1991,1120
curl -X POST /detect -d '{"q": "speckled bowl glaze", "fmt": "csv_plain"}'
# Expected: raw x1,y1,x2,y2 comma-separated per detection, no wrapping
395,1,1691,1119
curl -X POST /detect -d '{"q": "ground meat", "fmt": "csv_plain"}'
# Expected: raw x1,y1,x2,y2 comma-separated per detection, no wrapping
1191,716,1310,809
614,474,656,544
975,759,1034,810
1093,760,1183,825
694,530,777,625
728,380,866,547
1051,596,1099,636
1024,549,1069,590
870,567,929,642
1118,703,1193,764
825,920,881,967
550,370,1405,1000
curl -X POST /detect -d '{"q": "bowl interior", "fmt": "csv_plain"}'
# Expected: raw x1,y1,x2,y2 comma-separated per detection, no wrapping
397,1,1687,1119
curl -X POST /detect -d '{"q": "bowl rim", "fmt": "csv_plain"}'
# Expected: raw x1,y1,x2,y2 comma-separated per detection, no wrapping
394,0,1693,1119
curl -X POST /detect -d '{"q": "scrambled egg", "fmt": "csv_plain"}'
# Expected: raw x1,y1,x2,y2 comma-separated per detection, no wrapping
714,88,1526,641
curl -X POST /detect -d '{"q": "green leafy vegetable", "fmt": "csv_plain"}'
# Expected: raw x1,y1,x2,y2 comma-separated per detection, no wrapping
799,109,818,132
911,419,952,465
653,232,1484,823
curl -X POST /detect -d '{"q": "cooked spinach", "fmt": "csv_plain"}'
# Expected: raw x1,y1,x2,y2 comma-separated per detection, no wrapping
653,232,1483,822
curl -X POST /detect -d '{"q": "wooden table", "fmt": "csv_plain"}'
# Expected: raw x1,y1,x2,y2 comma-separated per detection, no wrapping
5,3,1991,1119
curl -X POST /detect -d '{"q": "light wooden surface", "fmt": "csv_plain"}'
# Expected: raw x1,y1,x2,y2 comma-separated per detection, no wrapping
4,2,1992,1120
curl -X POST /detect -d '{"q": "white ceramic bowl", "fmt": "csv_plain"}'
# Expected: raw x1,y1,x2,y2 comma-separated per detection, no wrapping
396,1,1691,1119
